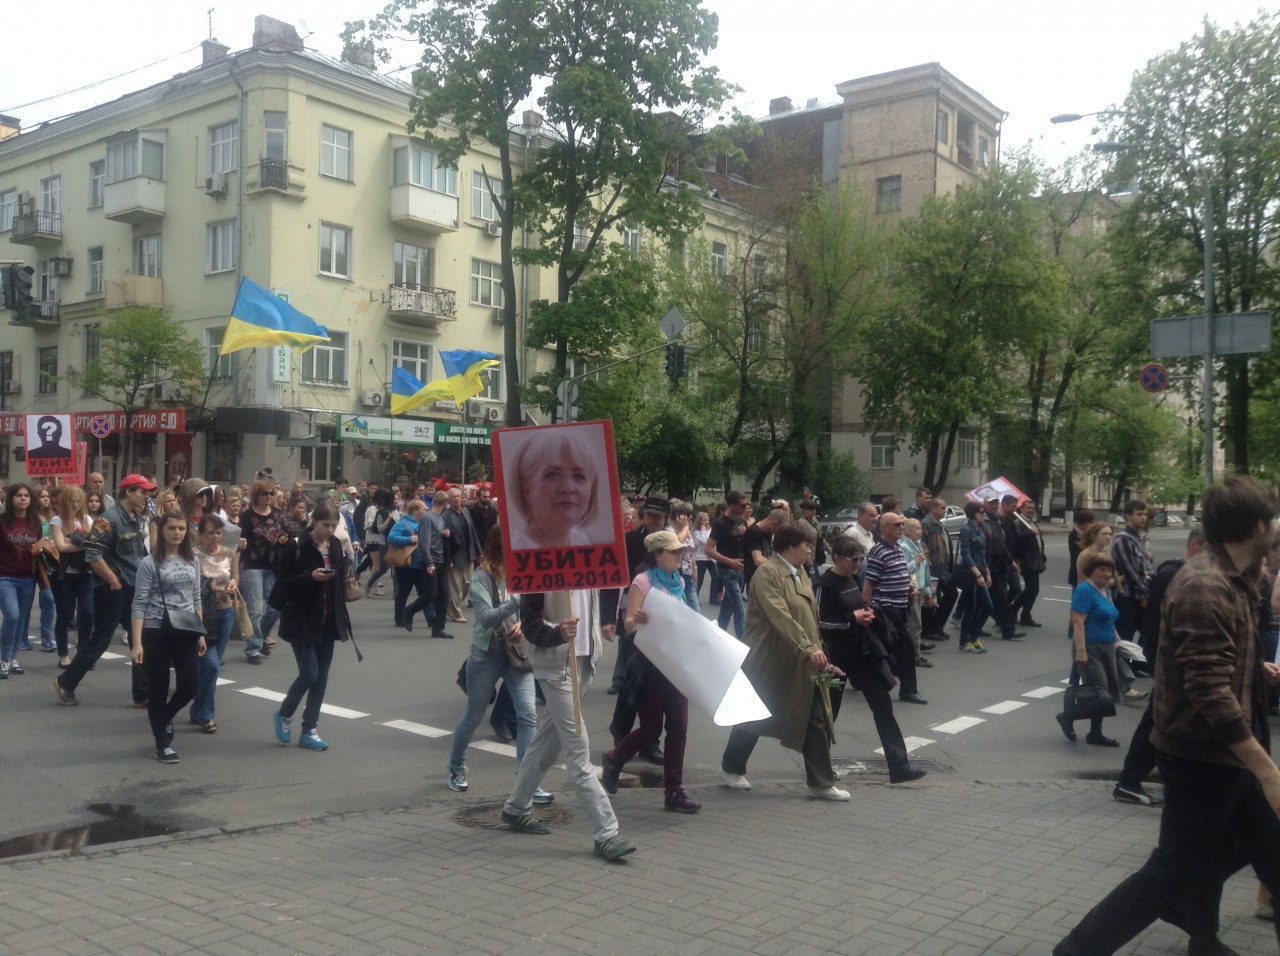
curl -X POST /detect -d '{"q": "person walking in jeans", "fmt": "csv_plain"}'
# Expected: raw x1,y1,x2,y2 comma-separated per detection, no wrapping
238,480,286,664
191,514,238,734
705,491,748,638
55,475,154,707
0,484,42,678
501,588,636,862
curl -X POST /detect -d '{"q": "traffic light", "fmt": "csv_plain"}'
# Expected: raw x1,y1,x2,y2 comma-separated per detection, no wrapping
664,343,686,383
9,265,34,315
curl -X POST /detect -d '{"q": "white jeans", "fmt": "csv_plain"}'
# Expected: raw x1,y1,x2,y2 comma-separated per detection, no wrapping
504,656,619,843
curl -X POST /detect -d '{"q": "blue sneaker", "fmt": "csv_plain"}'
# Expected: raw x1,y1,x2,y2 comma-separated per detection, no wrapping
447,762,468,792
273,711,292,744
298,729,328,751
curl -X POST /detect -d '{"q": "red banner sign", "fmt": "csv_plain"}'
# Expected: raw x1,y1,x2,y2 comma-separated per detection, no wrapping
0,409,186,436
493,420,627,595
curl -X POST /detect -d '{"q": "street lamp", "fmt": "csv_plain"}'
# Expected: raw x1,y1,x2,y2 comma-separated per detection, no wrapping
1051,111,1216,490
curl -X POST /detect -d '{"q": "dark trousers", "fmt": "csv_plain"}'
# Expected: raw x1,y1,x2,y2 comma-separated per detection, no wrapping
59,584,131,694
610,623,633,690
826,635,910,774
281,629,337,732
1115,595,1144,643
697,560,719,604
721,689,835,789
1055,753,1280,955
878,604,918,696
393,565,429,625
922,576,958,636
140,626,200,748
988,561,1016,638
1117,702,1159,790
1012,571,1041,622
609,675,688,793
52,573,94,658
429,562,450,633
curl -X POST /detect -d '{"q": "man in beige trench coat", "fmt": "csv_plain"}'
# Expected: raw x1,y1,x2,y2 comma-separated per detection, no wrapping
719,521,849,801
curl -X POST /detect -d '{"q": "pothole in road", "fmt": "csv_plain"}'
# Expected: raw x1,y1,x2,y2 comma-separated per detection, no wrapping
0,803,182,860
454,801,574,830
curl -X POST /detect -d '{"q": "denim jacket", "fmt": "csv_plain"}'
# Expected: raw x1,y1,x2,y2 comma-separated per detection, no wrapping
959,521,988,575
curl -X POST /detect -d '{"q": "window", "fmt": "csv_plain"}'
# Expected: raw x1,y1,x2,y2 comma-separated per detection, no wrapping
37,346,57,396
320,124,353,181
470,259,504,308
392,339,434,383
958,435,978,469
978,137,990,169
264,112,287,162
752,254,769,289
319,222,351,278
39,175,61,215
392,144,458,194
745,317,767,352
38,259,59,304
106,134,163,182
300,331,348,385
621,222,642,257
205,327,234,380
870,434,895,470
711,241,728,276
936,109,949,145
0,351,12,406
136,235,161,277
0,189,14,231
471,173,502,221
876,175,902,214
572,223,590,251
208,121,239,174
478,366,503,402
299,428,339,483
206,220,237,274
394,241,434,288
87,247,104,294
89,161,105,208
84,324,101,366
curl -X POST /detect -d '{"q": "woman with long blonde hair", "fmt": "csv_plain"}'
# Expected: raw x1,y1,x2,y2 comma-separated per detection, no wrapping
51,485,95,667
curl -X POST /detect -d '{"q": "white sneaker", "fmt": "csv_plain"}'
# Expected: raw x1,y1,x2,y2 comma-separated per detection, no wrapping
720,771,752,790
808,786,851,802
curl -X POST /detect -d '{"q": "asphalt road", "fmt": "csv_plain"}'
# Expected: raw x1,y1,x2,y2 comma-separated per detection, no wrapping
0,527,1192,848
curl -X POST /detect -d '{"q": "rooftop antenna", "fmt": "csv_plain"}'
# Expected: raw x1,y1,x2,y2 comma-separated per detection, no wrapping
207,7,214,40
296,18,313,41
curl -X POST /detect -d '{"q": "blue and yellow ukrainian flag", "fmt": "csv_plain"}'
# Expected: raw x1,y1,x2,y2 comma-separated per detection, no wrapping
220,277,331,355
389,350,501,416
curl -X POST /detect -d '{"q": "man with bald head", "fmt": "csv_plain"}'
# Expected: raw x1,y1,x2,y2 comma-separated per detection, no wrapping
863,512,926,705
87,472,116,510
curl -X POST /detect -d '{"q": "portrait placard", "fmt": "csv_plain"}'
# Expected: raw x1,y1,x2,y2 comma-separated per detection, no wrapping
493,421,626,594
25,414,77,477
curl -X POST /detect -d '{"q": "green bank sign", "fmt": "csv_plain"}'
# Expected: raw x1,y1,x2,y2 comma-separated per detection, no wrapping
336,415,492,447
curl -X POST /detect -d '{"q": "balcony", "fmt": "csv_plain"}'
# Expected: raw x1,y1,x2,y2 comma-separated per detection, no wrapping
387,284,457,330
260,157,289,190
105,274,163,309
10,210,62,245
389,183,459,234
103,176,166,225
9,298,59,328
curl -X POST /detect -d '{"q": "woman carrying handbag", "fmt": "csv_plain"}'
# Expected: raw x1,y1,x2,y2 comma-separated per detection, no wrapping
131,510,206,764
1056,552,1127,746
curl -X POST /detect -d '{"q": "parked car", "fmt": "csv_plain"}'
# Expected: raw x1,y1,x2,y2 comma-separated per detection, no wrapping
818,505,860,541
940,504,967,533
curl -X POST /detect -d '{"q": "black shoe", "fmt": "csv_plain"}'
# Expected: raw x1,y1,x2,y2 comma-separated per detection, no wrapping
245,654,262,665
664,789,701,813
155,747,180,764
889,767,926,784
259,645,271,657
1019,618,1042,628
898,692,928,705
1002,633,1025,641
606,685,620,695
490,724,513,743
53,678,78,706
431,631,455,640
1056,713,1077,742
924,631,950,642
638,745,664,765
915,657,933,668
920,642,936,651
1085,732,1120,747
1113,783,1162,806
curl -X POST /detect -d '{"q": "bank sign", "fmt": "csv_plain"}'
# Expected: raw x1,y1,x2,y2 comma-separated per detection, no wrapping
337,415,491,447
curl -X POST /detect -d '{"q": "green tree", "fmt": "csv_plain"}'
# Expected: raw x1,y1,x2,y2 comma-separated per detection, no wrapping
63,306,204,470
1106,11,1280,474
854,158,1064,495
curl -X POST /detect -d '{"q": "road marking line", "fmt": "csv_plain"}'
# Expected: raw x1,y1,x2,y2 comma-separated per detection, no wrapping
981,700,1029,715
931,716,985,734
878,735,934,756
100,651,126,661
471,741,518,758
1023,686,1064,698
381,719,451,738
216,678,235,686
236,686,367,719
1042,597,1071,603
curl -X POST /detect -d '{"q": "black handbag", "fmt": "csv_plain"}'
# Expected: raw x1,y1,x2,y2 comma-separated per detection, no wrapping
158,561,207,641
1063,683,1116,721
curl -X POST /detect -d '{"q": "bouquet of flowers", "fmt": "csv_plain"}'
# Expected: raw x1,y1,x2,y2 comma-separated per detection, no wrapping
812,662,847,689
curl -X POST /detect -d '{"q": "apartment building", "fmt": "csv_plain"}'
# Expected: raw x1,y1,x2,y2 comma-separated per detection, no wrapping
0,16,555,488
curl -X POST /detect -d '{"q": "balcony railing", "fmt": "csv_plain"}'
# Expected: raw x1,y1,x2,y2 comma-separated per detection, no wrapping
260,157,289,190
10,210,62,244
9,298,59,327
388,284,457,328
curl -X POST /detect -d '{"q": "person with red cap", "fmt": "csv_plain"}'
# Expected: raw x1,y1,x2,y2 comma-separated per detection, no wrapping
55,474,156,706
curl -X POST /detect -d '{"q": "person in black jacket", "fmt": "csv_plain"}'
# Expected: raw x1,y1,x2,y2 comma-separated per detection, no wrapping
269,499,353,752
1009,500,1047,627
815,535,925,784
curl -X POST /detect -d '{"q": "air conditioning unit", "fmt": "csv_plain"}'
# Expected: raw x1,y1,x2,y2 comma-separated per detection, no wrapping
464,399,484,417
361,390,385,409
1,381,19,395
153,383,190,402
50,257,73,278
489,309,504,326
483,221,502,238
205,172,228,197
485,406,502,423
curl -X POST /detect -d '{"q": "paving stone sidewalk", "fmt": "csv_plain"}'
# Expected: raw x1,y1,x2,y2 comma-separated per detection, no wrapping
0,776,1270,956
